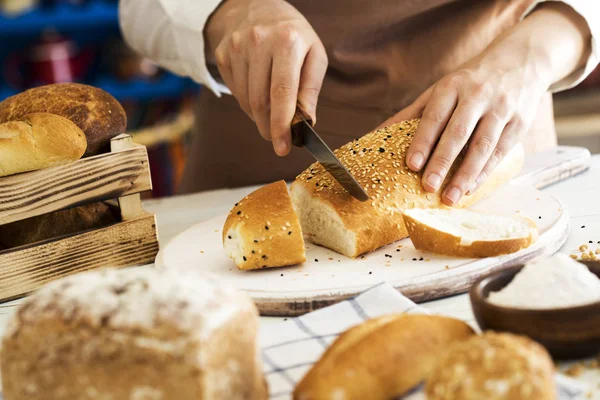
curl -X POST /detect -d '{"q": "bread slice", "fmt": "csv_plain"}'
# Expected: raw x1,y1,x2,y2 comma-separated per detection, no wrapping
0,113,87,177
290,119,525,258
294,314,475,400
0,83,126,156
402,208,538,258
223,180,306,270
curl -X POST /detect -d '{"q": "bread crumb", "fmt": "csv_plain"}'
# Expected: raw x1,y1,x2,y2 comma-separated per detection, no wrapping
200,251,204,254
580,244,589,251
564,363,585,377
570,254,578,260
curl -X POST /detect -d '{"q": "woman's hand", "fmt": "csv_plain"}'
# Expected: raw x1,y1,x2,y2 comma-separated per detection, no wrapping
205,0,328,156
380,2,591,206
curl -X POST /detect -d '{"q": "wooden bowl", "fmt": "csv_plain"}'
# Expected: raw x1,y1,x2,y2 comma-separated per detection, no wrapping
470,261,600,359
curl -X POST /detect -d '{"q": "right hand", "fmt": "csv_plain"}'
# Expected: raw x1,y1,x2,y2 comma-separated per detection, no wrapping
205,0,328,156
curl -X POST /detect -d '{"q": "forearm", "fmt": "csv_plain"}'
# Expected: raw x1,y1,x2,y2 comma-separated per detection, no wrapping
477,2,592,90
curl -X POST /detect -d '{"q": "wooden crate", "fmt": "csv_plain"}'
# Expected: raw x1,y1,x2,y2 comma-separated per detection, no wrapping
0,134,159,302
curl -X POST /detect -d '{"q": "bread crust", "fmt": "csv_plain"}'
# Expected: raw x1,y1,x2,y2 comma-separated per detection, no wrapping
425,332,556,400
223,180,306,270
0,83,126,156
0,112,87,177
1,268,268,400
291,119,525,258
293,314,475,400
402,211,538,257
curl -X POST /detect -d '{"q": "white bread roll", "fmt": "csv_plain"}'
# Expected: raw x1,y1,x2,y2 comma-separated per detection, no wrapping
1,268,268,400
426,332,556,400
290,119,525,258
0,112,86,177
223,180,306,270
402,208,538,257
293,314,475,400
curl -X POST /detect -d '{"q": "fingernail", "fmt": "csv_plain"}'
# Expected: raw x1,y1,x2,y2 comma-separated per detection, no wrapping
274,139,289,156
475,172,487,188
445,187,461,205
425,173,442,190
410,152,425,170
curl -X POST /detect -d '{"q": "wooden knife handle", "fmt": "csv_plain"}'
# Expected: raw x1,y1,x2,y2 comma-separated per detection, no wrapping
291,104,314,148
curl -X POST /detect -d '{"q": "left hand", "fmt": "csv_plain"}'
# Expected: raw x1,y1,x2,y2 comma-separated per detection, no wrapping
380,55,550,206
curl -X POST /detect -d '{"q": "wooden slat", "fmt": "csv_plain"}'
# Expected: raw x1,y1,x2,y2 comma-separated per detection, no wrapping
0,214,159,302
0,143,151,226
111,134,145,221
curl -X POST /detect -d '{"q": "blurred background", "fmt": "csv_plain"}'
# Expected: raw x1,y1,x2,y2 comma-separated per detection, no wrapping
1,0,599,199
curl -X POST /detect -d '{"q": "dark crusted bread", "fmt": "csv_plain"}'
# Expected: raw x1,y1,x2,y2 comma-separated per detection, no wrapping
0,83,127,156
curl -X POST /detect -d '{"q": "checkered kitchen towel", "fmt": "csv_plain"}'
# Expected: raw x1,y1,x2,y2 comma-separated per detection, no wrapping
259,283,588,400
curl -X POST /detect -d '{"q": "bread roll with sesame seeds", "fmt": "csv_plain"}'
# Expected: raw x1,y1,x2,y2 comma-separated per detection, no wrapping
425,332,556,400
290,119,525,258
223,180,306,270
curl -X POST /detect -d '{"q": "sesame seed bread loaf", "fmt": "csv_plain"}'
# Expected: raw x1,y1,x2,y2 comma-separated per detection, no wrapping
425,332,556,400
223,180,306,270
0,83,126,157
0,268,268,400
0,112,87,177
402,208,538,258
290,119,525,258
293,314,475,400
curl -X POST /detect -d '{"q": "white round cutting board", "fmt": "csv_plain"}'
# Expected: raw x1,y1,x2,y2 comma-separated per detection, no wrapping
156,183,569,316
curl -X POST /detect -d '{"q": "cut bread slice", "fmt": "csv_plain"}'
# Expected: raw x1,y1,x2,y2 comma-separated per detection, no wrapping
290,119,525,258
402,208,538,258
223,180,306,270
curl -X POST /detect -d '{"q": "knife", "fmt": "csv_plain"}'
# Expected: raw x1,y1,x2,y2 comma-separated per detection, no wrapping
291,105,369,202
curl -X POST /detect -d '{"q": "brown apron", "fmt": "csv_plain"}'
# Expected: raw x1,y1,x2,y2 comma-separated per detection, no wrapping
180,0,556,194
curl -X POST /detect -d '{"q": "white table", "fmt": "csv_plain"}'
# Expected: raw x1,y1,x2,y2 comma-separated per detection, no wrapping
1,156,599,398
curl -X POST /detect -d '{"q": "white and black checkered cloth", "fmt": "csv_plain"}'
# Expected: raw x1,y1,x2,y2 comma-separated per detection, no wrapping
259,283,588,400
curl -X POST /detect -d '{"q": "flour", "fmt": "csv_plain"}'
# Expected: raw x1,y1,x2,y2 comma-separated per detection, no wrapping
488,253,600,309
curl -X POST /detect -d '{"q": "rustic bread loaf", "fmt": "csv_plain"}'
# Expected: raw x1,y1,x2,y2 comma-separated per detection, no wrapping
293,314,475,400
0,83,126,156
223,180,306,270
425,332,556,400
290,119,525,258
402,208,538,257
0,202,118,248
0,112,86,177
1,268,268,400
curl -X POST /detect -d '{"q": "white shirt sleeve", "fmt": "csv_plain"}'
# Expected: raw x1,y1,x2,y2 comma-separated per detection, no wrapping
521,0,600,92
118,0,229,97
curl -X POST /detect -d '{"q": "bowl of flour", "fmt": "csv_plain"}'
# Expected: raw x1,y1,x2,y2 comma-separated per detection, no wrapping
470,254,600,359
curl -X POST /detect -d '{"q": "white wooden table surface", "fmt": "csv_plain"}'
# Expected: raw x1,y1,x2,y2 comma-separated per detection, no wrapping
1,156,599,397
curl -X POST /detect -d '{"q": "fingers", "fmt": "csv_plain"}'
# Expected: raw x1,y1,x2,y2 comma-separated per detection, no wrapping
441,114,504,206
469,120,520,194
406,83,458,172
248,31,273,140
376,86,432,130
297,44,328,123
421,99,484,194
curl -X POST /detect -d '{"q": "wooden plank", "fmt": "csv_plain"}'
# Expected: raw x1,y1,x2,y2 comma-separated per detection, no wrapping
0,214,159,302
111,134,145,221
0,145,151,226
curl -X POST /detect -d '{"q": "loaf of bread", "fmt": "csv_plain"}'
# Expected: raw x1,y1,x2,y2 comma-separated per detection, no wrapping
223,180,306,270
293,314,475,400
290,119,525,258
0,202,118,248
0,112,86,177
402,208,538,257
426,332,556,400
0,83,126,156
1,268,268,400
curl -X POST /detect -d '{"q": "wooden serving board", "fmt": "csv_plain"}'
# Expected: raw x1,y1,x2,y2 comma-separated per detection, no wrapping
156,147,590,316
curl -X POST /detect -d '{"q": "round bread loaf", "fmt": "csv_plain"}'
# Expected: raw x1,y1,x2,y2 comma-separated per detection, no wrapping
1,268,268,400
425,332,556,400
0,83,127,156
223,180,306,270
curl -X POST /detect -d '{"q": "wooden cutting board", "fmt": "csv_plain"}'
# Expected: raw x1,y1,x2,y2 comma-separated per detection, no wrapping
156,146,590,316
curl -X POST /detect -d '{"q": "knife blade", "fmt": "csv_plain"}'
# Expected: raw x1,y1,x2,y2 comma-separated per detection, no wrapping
291,105,369,202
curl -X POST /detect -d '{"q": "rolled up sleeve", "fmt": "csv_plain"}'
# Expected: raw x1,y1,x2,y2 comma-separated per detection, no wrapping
119,0,228,96
522,0,600,92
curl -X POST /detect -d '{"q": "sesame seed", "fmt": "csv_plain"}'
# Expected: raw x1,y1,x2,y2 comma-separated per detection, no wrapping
227,235,231,239
243,256,247,261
